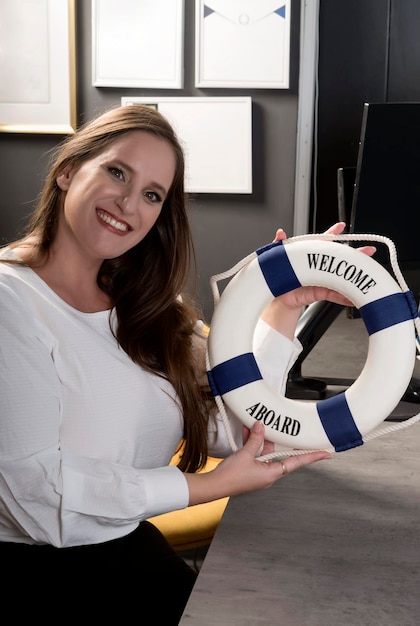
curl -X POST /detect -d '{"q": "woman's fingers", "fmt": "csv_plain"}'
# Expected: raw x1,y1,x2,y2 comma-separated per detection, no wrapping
356,244,376,257
245,423,332,474
273,221,346,244
276,450,332,475
273,228,287,242
323,221,346,235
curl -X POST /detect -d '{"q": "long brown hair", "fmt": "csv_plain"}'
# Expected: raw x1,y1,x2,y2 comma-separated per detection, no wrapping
7,104,215,472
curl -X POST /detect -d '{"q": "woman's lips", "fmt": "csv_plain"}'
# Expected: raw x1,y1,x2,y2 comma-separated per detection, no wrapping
96,209,131,233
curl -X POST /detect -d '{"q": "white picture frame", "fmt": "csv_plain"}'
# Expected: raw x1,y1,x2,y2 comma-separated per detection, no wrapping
195,0,291,89
92,0,184,89
0,0,76,134
121,96,253,194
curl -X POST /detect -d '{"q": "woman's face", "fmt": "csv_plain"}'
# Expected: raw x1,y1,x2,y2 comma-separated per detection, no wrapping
55,130,177,262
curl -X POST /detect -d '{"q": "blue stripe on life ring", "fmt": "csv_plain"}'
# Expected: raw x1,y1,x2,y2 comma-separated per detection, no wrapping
256,243,302,297
360,292,415,335
207,353,262,397
317,394,363,452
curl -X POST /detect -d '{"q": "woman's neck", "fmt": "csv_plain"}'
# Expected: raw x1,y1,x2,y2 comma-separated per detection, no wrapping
13,237,113,313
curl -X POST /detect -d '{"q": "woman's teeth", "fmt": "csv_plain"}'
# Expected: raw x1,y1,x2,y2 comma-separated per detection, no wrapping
97,210,129,232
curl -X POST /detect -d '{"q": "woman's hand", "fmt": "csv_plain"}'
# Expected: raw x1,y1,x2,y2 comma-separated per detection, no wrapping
186,422,331,505
261,222,376,339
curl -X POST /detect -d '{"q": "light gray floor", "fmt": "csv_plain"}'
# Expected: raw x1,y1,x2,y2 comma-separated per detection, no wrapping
302,308,420,421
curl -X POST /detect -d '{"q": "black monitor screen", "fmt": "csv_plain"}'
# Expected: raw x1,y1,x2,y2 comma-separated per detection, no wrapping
350,102,420,299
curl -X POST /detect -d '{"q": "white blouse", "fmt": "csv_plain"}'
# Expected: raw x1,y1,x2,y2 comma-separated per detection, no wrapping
0,253,301,547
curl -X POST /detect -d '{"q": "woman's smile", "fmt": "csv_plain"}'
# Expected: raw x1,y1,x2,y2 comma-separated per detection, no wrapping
96,208,132,234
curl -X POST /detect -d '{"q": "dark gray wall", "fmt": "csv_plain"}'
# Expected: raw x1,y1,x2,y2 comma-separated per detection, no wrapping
313,0,420,302
314,0,420,231
0,0,301,322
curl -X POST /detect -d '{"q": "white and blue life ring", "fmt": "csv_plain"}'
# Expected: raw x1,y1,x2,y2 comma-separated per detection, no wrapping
207,239,418,452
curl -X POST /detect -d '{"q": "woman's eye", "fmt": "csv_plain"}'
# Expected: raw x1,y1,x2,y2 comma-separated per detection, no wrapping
144,190,162,203
108,167,125,181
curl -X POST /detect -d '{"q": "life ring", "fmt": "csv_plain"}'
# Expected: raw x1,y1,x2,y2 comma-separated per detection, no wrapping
207,239,418,452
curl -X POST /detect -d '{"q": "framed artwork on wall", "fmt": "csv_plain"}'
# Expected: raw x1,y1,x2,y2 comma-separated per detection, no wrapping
0,0,76,134
92,0,184,89
195,0,291,89
121,96,253,194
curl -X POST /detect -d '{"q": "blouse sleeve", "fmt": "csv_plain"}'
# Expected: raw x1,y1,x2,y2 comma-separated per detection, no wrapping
253,318,303,394
200,318,303,458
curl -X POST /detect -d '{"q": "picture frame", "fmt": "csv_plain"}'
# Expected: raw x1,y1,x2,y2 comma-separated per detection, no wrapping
0,0,77,134
92,0,184,89
121,96,253,194
195,0,291,89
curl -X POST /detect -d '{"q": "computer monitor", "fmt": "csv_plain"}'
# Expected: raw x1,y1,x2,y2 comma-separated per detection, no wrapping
337,166,356,224
350,102,420,302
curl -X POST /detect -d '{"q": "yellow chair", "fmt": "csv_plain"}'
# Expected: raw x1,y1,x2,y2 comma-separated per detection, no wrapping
148,452,229,552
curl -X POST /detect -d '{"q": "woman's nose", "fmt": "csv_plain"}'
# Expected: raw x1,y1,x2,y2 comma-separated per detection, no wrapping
116,192,134,213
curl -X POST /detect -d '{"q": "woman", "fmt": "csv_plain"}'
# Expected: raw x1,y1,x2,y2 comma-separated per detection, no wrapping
0,105,373,622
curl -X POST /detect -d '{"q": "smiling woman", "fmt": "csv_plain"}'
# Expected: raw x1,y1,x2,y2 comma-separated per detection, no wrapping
0,104,348,623
52,130,176,273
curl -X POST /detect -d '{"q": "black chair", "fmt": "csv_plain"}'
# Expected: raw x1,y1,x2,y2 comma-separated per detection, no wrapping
286,165,420,404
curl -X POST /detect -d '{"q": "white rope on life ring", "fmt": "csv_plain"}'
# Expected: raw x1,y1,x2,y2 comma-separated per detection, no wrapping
206,234,420,457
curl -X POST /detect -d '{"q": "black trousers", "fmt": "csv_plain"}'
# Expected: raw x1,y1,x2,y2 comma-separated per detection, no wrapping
1,521,197,624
